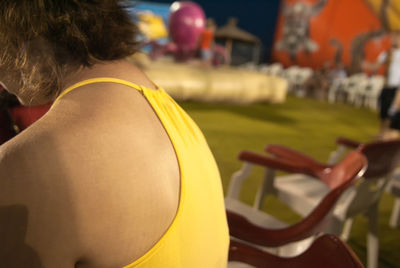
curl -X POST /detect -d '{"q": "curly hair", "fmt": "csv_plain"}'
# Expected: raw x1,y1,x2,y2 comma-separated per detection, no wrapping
0,0,138,103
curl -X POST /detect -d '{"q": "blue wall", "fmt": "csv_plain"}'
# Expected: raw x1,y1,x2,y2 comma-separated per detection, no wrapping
134,0,281,62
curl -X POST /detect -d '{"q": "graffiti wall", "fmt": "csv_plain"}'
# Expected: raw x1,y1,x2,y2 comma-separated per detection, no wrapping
272,0,400,71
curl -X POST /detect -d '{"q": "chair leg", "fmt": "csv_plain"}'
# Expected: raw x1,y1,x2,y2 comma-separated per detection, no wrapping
328,89,336,103
253,169,276,210
365,202,379,268
340,218,354,241
227,163,253,199
389,197,400,228
327,145,346,165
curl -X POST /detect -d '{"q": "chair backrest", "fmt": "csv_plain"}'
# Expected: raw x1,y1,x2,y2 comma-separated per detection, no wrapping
359,139,400,179
346,74,366,91
329,138,400,179
259,64,270,74
269,63,283,76
227,151,367,247
369,75,385,94
229,234,364,268
329,138,400,218
300,68,313,82
348,139,400,217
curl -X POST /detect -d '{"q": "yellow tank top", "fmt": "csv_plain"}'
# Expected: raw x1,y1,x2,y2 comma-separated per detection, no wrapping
54,78,229,268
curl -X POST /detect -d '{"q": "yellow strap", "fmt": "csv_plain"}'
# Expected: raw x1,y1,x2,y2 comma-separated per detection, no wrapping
53,77,144,104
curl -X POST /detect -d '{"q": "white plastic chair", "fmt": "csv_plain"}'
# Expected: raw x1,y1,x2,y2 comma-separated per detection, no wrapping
295,68,313,97
282,66,302,93
258,64,270,75
363,75,384,110
344,73,368,106
268,63,284,77
301,68,313,82
240,62,258,71
328,76,348,103
353,75,370,107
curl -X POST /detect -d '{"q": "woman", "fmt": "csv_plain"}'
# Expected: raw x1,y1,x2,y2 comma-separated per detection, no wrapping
0,1,229,267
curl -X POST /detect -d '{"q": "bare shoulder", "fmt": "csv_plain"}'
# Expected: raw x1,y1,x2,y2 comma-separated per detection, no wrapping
0,69,180,266
0,120,48,180
0,113,57,184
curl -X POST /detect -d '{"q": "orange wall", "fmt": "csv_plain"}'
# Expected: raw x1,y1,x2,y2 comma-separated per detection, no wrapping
273,0,390,70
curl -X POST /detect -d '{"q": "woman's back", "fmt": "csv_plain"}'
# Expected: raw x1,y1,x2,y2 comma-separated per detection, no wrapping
0,61,229,267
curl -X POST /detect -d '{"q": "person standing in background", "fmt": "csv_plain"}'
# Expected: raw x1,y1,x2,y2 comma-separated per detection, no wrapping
363,30,400,140
199,18,216,67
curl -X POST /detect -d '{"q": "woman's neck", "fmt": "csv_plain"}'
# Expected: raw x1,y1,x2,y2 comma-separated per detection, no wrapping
59,59,156,99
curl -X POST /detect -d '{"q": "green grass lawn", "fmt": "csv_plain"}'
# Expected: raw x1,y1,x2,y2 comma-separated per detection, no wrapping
179,96,400,268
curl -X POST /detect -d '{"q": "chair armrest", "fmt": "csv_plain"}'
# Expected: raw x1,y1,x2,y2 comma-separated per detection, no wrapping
265,144,330,169
336,137,361,149
229,235,364,268
227,209,328,247
265,145,344,186
239,150,334,185
229,239,285,268
238,151,313,176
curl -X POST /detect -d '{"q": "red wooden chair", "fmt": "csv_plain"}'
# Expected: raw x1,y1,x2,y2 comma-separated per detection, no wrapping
258,138,400,268
226,150,366,260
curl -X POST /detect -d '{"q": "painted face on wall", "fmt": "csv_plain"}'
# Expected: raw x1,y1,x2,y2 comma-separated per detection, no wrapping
275,0,328,61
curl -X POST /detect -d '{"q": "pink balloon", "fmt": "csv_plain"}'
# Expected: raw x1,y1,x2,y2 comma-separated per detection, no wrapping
169,1,206,51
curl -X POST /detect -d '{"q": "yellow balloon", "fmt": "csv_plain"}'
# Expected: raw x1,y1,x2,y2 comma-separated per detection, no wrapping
138,11,168,40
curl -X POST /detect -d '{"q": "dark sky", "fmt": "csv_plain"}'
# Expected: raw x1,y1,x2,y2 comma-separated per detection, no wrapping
144,0,281,61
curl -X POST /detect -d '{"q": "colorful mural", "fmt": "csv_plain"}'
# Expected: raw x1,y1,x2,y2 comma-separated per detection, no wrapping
275,0,328,61
272,0,397,72
364,0,400,31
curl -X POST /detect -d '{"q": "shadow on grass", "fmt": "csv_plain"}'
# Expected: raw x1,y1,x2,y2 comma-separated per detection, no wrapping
179,101,296,124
